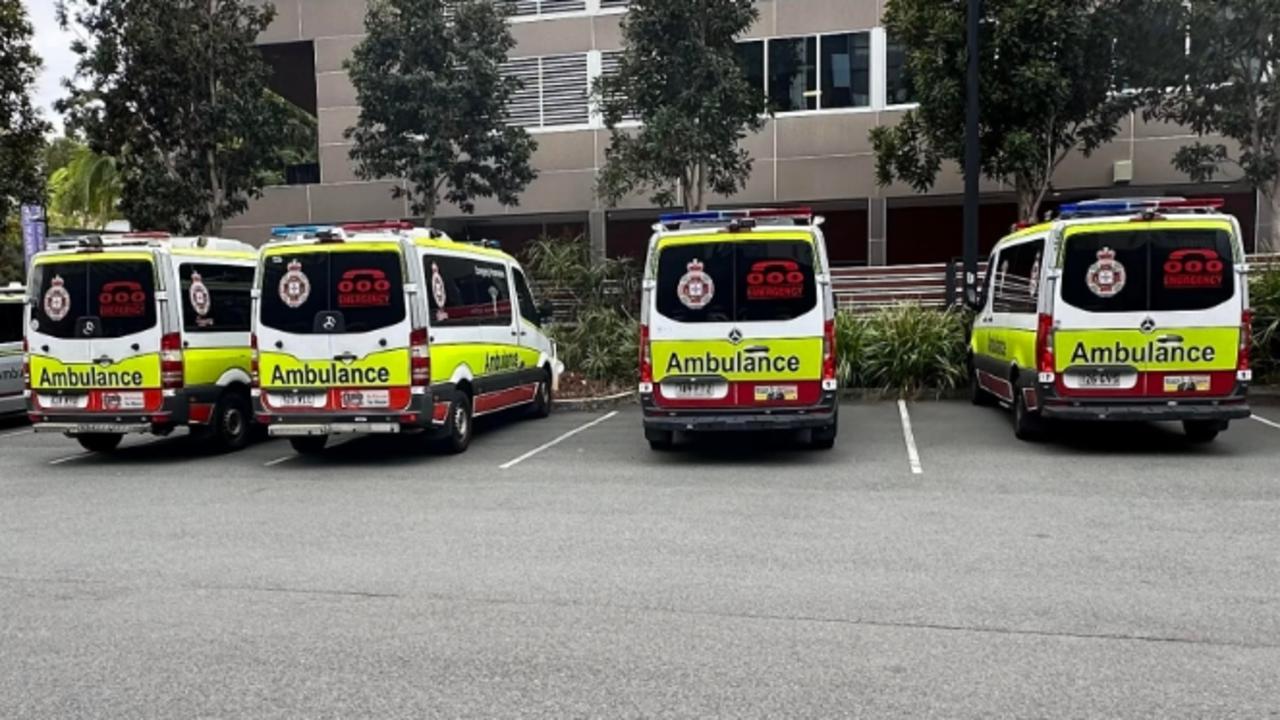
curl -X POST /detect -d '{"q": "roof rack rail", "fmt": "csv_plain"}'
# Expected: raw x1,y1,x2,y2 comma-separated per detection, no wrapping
1057,197,1225,219
657,207,818,230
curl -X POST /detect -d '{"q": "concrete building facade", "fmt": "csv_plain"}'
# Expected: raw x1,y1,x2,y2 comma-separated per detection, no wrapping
232,0,1269,263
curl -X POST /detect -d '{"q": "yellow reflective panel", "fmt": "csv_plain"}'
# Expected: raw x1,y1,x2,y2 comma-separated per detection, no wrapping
651,338,822,382
259,347,412,388
30,353,162,390
1054,328,1240,372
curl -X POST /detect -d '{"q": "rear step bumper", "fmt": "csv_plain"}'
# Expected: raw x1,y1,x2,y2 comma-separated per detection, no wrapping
641,395,838,432
256,392,434,436
1040,401,1251,422
33,422,154,435
269,423,401,437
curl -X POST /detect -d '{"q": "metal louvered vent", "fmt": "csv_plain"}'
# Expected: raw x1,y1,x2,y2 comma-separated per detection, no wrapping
505,0,585,16
598,51,636,122
501,54,590,128
598,0,629,7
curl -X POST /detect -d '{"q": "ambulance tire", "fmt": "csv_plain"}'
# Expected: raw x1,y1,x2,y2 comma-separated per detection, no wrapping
645,428,674,451
210,392,251,452
970,359,996,407
811,421,838,450
1183,420,1223,444
440,391,473,454
1012,388,1044,441
290,436,328,455
77,433,123,454
528,369,553,419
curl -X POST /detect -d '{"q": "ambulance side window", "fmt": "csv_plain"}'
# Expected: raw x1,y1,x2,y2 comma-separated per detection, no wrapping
511,268,541,328
179,264,253,333
0,303,22,343
424,255,513,328
992,240,1042,315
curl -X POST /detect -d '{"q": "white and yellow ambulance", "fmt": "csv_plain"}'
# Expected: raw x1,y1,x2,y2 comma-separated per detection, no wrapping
638,208,839,450
970,198,1252,442
25,234,258,452
254,222,560,455
1,283,25,416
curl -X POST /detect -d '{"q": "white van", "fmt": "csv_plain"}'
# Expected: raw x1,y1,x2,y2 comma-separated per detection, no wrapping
254,223,560,455
639,208,839,450
0,283,25,416
971,198,1252,442
25,234,259,452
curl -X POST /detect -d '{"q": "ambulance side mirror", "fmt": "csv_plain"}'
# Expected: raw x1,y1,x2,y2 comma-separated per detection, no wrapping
964,285,983,312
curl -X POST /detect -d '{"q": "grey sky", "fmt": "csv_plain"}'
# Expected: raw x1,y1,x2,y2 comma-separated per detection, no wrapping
23,0,78,134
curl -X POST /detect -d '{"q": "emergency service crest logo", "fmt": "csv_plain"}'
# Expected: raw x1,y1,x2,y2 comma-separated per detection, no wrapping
189,271,211,316
279,260,311,309
1087,247,1126,298
677,259,715,310
44,275,71,322
431,262,447,308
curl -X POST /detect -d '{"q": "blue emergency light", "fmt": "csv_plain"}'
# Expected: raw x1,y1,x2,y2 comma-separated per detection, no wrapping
270,224,335,238
1057,197,1224,219
659,207,815,227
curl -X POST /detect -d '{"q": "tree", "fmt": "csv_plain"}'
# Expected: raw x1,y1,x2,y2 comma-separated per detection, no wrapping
0,0,49,228
594,0,765,211
1134,0,1280,252
345,0,537,225
57,0,289,235
870,0,1140,221
48,144,123,230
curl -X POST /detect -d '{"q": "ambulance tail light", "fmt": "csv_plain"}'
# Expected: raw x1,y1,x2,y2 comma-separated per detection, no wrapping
250,334,260,385
410,327,431,387
822,319,838,391
639,323,653,390
21,338,30,389
1036,313,1055,381
161,332,184,390
1238,309,1253,381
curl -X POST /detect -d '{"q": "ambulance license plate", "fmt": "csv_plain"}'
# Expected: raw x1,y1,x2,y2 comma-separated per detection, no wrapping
102,392,146,411
269,392,326,409
40,394,89,410
1164,375,1210,393
1078,369,1123,388
754,385,799,402
341,390,390,408
663,381,727,400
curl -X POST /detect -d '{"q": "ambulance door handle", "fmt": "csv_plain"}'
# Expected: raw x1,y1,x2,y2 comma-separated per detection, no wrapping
95,355,114,365
745,345,768,353
334,352,358,362
1157,334,1184,344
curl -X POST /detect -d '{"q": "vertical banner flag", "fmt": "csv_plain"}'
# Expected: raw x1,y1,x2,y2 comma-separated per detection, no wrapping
20,204,46,275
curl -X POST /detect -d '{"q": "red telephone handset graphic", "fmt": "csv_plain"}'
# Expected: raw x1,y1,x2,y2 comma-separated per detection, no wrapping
746,260,805,287
337,269,392,294
99,281,146,305
1163,248,1225,289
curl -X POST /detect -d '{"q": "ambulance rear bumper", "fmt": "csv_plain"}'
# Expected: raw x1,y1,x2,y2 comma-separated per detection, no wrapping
641,394,838,432
255,392,434,436
268,422,401,437
1039,400,1251,422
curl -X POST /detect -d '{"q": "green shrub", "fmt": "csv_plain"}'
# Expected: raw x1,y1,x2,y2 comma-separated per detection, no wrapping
836,305,969,395
1251,265,1280,383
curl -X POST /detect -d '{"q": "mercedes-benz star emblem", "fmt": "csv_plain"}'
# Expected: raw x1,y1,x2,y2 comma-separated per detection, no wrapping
1140,317,1157,334
728,328,743,345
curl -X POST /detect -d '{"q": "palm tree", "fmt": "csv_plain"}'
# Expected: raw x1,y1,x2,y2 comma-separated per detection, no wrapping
48,146,122,230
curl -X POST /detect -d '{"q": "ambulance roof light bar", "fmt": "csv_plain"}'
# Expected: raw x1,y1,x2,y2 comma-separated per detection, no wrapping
1057,197,1225,219
269,224,347,242
658,207,816,230
341,221,415,234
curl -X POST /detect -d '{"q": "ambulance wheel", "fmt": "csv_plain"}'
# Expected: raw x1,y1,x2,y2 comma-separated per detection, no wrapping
811,422,838,450
1012,389,1044,441
289,436,328,455
970,360,996,407
645,428,674,451
77,433,123,454
1183,420,1223,444
440,392,473,454
529,369,553,419
211,392,251,452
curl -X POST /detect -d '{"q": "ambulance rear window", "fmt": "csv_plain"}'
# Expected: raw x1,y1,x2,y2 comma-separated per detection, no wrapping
260,251,406,334
1061,228,1235,313
656,240,817,323
30,260,158,339
0,302,22,343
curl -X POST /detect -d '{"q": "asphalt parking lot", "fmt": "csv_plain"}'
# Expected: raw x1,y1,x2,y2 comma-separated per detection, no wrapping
2,400,1279,718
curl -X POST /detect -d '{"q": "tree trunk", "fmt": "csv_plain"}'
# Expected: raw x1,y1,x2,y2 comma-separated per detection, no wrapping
1014,175,1044,224
1263,185,1280,255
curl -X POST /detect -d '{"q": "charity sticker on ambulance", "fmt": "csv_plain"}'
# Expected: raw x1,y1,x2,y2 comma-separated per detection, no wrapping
638,208,839,451
969,197,1252,443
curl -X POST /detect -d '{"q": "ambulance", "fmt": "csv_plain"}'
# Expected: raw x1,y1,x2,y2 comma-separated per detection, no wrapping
25,234,259,452
254,222,560,455
970,197,1252,442
1,283,25,416
638,208,839,450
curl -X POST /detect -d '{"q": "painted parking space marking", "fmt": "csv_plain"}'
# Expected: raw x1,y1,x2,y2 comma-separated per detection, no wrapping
49,452,90,466
0,428,32,440
897,400,923,475
1251,414,1280,431
263,455,295,468
500,411,619,470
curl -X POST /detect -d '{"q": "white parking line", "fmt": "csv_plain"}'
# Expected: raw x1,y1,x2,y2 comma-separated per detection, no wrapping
0,428,32,440
500,411,619,470
1251,414,1280,431
263,455,295,467
49,453,90,466
897,400,923,475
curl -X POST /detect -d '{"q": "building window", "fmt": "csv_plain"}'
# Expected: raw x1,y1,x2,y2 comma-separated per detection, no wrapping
769,37,817,112
885,39,916,105
503,53,590,128
506,0,586,17
820,32,870,109
736,40,766,110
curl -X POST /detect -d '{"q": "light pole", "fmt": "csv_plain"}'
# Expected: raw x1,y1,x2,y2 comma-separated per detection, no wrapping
963,0,981,304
